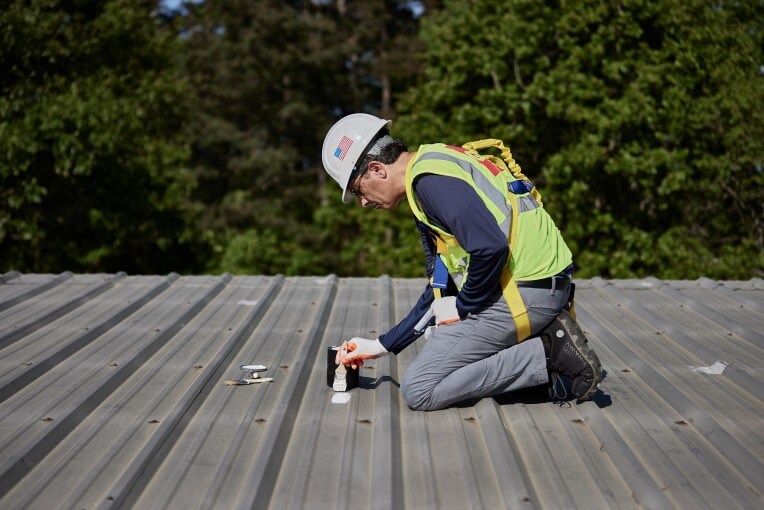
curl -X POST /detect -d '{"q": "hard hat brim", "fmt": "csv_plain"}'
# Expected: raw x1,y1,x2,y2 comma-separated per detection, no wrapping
341,167,358,203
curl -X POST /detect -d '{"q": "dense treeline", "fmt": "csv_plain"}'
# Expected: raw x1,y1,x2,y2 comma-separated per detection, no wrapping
1,0,762,279
1,0,196,273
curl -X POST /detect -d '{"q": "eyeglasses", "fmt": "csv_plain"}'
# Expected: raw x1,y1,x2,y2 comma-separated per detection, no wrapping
349,167,369,198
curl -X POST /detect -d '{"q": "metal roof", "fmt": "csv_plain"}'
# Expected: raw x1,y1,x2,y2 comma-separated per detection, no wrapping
0,272,762,509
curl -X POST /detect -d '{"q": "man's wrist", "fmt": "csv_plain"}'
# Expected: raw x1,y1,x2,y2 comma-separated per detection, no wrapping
374,337,390,354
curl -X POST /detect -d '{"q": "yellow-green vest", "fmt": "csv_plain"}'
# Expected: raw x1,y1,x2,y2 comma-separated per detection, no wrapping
404,142,573,340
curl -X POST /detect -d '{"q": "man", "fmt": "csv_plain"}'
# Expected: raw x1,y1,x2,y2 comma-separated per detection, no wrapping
321,113,601,411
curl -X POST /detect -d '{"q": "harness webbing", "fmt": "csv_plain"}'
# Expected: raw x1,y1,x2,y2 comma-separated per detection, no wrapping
500,191,531,341
461,139,543,206
462,139,533,342
419,139,572,343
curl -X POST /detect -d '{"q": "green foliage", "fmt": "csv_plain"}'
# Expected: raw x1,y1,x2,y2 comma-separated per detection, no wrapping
217,179,422,277
217,228,324,275
312,181,423,277
0,0,203,273
3,0,761,280
397,0,763,279
179,0,426,277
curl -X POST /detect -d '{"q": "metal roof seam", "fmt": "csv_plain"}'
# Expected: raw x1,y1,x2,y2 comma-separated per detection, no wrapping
0,275,761,509
0,273,230,501
371,275,405,510
0,271,72,312
0,273,178,406
235,275,339,510
115,275,287,509
575,303,764,494
0,273,124,349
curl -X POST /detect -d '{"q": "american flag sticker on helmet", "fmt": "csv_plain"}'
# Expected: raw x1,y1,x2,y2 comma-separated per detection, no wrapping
334,136,353,160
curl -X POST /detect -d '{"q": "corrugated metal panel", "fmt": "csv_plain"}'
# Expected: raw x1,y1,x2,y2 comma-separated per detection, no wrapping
0,272,762,509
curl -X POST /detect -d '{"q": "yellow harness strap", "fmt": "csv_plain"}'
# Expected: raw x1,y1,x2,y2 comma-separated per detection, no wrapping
426,139,561,342
462,139,543,207
501,192,532,341
462,139,533,342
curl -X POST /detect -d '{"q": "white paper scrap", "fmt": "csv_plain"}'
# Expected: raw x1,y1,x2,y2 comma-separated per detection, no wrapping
331,393,352,404
691,361,728,375
237,300,258,306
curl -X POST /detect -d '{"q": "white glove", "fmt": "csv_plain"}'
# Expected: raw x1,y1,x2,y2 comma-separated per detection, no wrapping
336,337,388,369
432,296,461,326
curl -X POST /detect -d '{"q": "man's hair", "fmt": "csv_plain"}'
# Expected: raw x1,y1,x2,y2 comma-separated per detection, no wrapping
358,132,407,173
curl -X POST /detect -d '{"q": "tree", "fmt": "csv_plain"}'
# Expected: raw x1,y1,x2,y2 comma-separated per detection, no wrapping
396,0,763,279
178,0,427,276
0,0,201,273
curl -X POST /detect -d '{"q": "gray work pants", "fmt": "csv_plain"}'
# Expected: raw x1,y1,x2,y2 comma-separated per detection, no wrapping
400,285,571,411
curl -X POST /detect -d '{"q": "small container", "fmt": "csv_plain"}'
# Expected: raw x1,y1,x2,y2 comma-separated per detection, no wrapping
327,346,359,390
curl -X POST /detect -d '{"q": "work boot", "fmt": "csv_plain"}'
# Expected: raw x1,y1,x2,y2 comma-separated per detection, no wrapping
540,310,602,401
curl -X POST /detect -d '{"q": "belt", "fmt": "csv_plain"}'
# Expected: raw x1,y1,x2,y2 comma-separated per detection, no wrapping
515,275,571,291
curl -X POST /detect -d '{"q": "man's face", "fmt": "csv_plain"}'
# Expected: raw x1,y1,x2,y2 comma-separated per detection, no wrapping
349,163,402,210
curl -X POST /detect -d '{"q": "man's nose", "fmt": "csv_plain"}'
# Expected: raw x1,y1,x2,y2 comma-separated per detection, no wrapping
359,196,370,207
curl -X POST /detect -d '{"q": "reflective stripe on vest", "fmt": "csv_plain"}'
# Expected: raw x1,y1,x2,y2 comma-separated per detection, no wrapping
415,151,519,238
406,144,537,341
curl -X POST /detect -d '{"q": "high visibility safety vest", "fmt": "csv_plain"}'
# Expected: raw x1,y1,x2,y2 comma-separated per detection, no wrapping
404,140,573,341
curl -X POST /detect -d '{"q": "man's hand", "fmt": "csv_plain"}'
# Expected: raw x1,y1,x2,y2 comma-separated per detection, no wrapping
432,296,460,326
336,337,388,369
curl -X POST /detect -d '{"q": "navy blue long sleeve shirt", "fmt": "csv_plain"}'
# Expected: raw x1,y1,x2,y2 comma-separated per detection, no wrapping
378,174,509,354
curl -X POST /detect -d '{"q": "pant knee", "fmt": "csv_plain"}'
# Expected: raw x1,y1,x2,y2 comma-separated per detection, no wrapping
400,375,440,412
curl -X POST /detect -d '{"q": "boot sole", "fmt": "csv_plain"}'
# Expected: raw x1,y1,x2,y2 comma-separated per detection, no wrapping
557,309,602,401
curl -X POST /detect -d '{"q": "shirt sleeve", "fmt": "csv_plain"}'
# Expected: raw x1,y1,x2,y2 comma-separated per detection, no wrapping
377,175,508,353
377,283,434,354
377,220,436,354
413,174,508,316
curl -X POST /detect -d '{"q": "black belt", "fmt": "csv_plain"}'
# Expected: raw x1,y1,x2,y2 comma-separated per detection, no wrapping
515,275,571,291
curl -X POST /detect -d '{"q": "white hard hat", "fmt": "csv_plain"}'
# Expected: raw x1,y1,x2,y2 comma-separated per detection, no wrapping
321,113,391,203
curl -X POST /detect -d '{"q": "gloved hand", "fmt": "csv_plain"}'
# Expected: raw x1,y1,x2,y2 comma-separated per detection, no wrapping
336,337,388,369
432,296,461,326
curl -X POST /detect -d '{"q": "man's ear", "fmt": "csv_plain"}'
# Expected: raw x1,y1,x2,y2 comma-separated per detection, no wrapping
367,160,387,178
